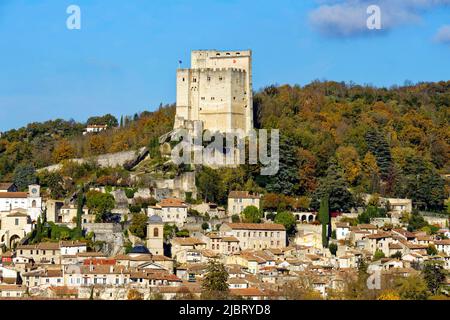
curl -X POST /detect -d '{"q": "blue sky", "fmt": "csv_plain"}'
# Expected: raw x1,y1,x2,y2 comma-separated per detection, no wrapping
0,0,449,131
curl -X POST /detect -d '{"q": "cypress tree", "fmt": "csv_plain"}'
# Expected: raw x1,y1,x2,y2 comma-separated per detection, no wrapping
319,195,330,248
74,189,85,239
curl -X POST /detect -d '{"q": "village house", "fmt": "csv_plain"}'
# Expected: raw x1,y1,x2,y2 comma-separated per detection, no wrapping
129,270,182,288
22,268,64,289
413,234,434,246
0,209,33,248
227,191,261,216
59,204,89,225
226,250,276,274
16,242,61,264
295,230,322,249
0,185,42,221
435,239,450,256
64,265,130,287
219,222,286,251
392,229,416,241
190,202,227,219
0,183,18,193
148,198,188,228
171,237,207,263
83,124,108,135
0,265,18,284
59,241,87,256
335,222,351,241
364,232,392,256
0,284,26,298
357,224,378,234
203,233,240,255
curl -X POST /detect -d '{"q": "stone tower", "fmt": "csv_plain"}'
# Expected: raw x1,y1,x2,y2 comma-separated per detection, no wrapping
146,215,164,256
175,50,254,134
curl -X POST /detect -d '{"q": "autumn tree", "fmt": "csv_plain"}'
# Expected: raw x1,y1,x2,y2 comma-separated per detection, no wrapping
52,139,75,163
336,146,361,186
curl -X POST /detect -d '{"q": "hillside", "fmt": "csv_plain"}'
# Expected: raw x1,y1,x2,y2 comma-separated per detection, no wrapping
0,81,449,212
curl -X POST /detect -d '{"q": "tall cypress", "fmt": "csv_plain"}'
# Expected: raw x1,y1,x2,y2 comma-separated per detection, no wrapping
75,189,85,239
319,195,330,248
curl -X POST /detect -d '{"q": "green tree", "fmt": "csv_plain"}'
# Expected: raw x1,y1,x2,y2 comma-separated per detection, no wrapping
312,159,355,212
86,190,115,221
87,114,118,127
318,195,330,248
46,172,65,199
231,214,240,223
408,210,428,232
265,136,300,195
73,189,85,239
395,275,429,300
201,261,229,300
201,222,209,231
13,163,37,191
329,243,338,256
274,211,296,234
426,244,438,256
365,129,393,181
196,167,225,204
242,206,262,223
422,261,446,295
373,249,385,260
128,213,149,239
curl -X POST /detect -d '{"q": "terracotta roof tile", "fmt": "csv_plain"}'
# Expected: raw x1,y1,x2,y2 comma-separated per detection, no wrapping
224,222,285,231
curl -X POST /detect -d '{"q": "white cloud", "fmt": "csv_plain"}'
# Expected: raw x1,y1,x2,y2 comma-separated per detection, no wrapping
309,0,450,37
434,25,450,44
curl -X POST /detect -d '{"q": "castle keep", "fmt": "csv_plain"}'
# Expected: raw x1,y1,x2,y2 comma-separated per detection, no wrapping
175,50,254,133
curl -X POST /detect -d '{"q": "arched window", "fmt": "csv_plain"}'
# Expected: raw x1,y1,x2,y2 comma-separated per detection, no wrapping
31,200,37,208
153,228,159,237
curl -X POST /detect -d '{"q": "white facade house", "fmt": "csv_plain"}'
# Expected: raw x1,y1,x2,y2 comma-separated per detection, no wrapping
83,124,108,135
148,198,187,228
0,185,42,221
435,240,450,256
60,241,88,256
335,222,351,241
228,191,261,216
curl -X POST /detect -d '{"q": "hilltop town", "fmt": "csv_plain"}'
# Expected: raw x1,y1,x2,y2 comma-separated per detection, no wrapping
0,50,449,300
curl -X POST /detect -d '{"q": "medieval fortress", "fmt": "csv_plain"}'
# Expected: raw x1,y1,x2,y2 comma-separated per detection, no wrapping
174,50,254,134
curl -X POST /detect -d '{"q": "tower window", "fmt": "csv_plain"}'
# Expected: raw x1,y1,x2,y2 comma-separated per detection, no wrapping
207,76,211,81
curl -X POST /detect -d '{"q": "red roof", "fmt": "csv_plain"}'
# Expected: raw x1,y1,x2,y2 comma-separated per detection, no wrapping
83,259,116,266
0,192,27,199
159,198,187,208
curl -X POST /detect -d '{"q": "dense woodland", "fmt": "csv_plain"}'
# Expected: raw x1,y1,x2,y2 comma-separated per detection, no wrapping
0,81,449,213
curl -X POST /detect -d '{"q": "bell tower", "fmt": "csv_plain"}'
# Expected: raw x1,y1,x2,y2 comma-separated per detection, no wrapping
29,185,40,198
146,215,164,256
